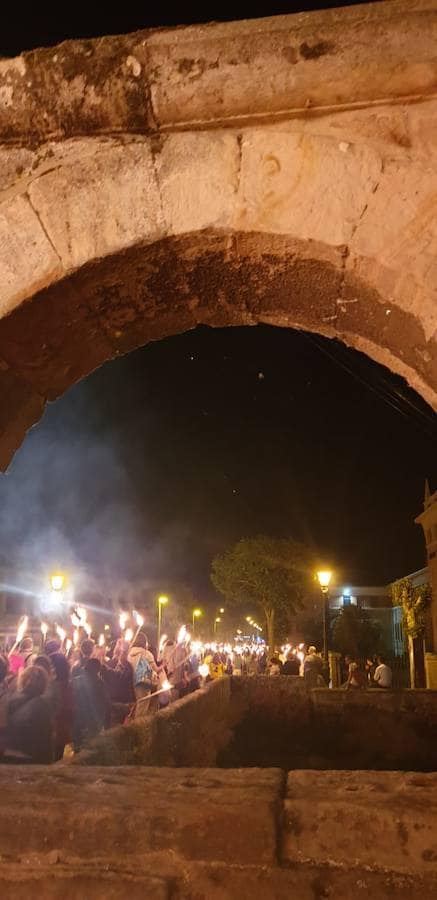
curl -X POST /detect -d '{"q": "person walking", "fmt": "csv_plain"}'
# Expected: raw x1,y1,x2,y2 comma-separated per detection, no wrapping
303,646,323,688
9,637,35,676
103,638,135,723
49,651,74,761
128,633,159,700
71,658,111,752
0,654,14,757
282,653,300,676
6,666,54,763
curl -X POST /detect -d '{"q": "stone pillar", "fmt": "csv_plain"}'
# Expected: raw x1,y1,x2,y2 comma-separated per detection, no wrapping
415,482,437,649
425,653,437,689
328,651,342,688
409,635,426,688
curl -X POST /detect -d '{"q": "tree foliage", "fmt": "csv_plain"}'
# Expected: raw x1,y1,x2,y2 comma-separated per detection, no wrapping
332,605,382,660
390,577,431,640
211,536,314,649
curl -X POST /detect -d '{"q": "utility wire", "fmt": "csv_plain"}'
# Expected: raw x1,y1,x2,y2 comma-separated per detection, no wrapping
304,333,437,443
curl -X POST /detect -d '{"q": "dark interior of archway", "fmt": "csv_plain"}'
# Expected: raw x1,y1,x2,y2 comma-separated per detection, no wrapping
0,324,435,630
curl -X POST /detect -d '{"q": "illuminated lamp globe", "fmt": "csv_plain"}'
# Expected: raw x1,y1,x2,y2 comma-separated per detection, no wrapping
50,573,65,592
317,570,332,591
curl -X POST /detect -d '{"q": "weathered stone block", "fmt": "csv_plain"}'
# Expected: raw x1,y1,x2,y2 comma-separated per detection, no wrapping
28,142,165,271
0,766,283,865
156,132,240,234
0,195,62,316
284,770,437,873
235,132,381,244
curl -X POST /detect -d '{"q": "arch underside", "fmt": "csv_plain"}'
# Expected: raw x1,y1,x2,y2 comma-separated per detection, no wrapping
0,228,435,469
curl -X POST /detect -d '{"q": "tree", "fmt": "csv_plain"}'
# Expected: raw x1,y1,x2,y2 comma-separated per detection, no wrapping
211,536,314,649
390,577,431,641
390,576,431,689
331,605,382,660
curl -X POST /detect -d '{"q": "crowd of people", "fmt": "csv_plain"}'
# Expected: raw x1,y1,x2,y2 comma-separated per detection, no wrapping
0,628,394,764
0,630,206,764
270,646,393,689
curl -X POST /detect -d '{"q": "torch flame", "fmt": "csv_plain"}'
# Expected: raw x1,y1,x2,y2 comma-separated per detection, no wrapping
98,633,105,647
133,610,144,627
56,625,66,643
119,611,129,631
40,622,48,638
161,679,172,691
73,629,79,646
16,615,28,644
125,627,134,642
177,625,191,645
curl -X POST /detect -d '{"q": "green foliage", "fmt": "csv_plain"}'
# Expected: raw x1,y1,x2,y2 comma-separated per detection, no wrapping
332,605,382,660
211,536,314,648
390,577,431,640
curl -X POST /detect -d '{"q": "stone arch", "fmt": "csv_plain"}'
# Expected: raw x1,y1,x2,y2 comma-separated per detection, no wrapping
0,0,436,467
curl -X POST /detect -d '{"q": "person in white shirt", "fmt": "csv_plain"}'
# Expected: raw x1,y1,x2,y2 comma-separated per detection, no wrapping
373,656,393,689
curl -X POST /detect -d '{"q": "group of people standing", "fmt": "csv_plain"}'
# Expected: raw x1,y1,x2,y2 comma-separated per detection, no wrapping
0,629,200,764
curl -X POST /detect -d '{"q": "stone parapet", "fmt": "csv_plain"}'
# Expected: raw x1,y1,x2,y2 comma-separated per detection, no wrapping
1,766,437,897
72,676,234,767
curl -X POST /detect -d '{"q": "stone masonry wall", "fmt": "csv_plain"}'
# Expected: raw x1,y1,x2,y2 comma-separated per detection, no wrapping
221,677,437,770
2,766,437,897
71,676,437,771
72,677,234,767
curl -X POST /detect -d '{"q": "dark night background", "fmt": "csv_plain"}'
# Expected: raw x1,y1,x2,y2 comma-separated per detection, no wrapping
0,1,435,608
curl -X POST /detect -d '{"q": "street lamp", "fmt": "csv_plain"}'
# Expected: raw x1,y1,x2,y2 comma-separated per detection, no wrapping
192,608,202,629
317,570,332,662
157,595,168,650
214,616,221,634
50,573,65,592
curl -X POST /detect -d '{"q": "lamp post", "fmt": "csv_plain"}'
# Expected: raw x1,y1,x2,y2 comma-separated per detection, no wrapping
157,595,168,650
213,608,224,637
192,608,202,630
50,573,65,592
317,570,332,662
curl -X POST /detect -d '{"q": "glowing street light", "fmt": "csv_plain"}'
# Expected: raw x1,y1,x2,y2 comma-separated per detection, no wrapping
50,573,65,592
157,595,168,649
219,608,225,614
192,608,202,629
214,616,221,634
317,571,332,592
317,569,333,662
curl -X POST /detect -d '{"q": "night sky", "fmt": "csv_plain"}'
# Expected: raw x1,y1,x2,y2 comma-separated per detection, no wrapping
0,1,435,608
